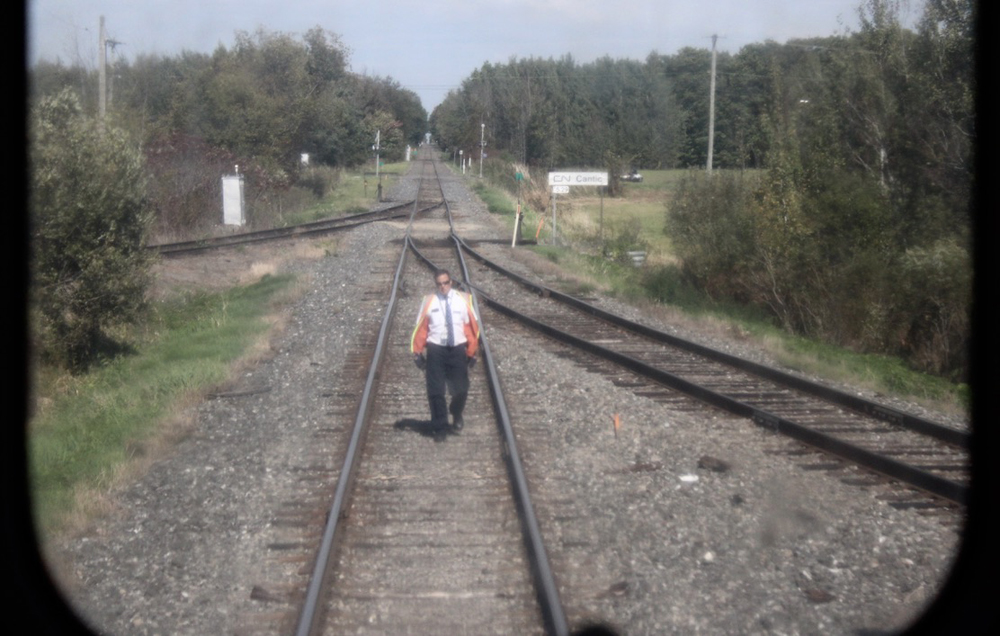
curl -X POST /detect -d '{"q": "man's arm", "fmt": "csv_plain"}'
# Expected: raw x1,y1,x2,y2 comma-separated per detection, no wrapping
410,296,432,354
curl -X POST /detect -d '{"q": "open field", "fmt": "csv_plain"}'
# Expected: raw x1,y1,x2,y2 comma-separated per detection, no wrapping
280,161,410,226
473,168,756,265
460,164,968,416
554,169,759,265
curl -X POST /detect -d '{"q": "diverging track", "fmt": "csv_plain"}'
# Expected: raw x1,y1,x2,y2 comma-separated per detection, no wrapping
251,151,963,635
457,238,968,511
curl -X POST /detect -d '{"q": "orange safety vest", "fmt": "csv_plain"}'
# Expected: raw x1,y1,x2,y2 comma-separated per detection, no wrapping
410,291,480,357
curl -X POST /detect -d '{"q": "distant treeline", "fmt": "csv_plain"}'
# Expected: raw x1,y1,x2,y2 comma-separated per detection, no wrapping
431,1,970,189
431,0,973,379
28,0,974,379
29,26,427,369
32,26,427,167
30,26,427,235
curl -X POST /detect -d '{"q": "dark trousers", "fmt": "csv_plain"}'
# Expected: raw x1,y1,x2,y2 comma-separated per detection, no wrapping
425,343,469,426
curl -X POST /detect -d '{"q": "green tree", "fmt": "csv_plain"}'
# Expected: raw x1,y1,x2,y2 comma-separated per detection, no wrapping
897,238,971,377
665,171,756,301
351,74,427,148
363,110,406,162
30,90,154,371
658,47,715,167
908,0,974,241
29,59,96,108
111,52,208,144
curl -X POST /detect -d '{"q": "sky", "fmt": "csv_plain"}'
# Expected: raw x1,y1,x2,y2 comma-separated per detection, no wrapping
26,0,924,113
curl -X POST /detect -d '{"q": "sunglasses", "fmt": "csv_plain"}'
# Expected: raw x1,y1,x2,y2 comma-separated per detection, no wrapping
436,279,452,287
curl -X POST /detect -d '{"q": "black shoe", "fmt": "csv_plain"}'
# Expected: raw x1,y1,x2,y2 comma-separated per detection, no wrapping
452,416,464,431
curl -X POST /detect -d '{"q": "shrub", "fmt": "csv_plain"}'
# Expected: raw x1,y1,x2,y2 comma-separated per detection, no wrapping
896,239,972,378
602,217,649,267
30,90,154,371
640,264,700,306
144,133,296,238
144,133,240,239
665,163,971,380
665,171,757,301
297,164,341,199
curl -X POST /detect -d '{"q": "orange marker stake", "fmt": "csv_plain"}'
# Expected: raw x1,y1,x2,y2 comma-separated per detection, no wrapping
613,413,621,440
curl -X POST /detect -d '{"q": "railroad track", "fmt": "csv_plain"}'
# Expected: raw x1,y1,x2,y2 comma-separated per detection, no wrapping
454,238,968,512
147,196,443,257
282,156,567,635
149,147,451,258
146,154,969,510
242,151,964,634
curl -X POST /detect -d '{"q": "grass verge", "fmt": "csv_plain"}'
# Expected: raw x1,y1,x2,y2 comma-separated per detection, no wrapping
29,272,299,536
281,161,410,226
462,165,967,415
470,180,552,245
559,253,968,414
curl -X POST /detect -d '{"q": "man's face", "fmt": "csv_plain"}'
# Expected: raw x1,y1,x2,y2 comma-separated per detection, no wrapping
435,276,451,293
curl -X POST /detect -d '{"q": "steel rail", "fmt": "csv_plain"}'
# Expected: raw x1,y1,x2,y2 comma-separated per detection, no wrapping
457,237,969,450
148,201,436,256
295,159,569,635
406,177,569,635
292,197,422,636
474,286,967,506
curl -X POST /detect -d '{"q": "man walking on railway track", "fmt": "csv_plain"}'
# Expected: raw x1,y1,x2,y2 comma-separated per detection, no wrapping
411,269,480,431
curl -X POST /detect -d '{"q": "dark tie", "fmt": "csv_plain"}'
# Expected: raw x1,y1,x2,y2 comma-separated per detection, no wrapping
445,297,455,347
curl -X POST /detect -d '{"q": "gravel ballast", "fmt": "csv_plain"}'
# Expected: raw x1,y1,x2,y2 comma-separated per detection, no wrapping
44,163,966,635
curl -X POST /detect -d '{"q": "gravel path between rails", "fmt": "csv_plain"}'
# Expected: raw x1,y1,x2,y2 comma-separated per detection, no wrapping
46,161,966,635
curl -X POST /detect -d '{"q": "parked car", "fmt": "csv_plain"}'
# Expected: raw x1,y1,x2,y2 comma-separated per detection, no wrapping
621,170,643,182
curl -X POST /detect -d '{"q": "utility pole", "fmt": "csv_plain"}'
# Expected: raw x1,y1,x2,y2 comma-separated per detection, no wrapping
106,38,122,110
99,16,107,121
479,122,485,178
373,130,382,202
707,34,718,174
97,16,123,122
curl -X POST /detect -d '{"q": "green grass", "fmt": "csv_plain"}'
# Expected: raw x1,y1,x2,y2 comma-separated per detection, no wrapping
29,273,297,534
564,169,761,264
471,181,512,216
585,170,700,259
471,180,552,244
642,262,965,412
281,161,411,226
469,164,967,415
765,331,969,408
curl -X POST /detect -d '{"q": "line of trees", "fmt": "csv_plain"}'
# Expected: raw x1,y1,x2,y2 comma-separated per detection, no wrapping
31,26,428,238
431,2,970,182
29,26,427,370
430,0,974,379
669,0,973,379
28,2,973,378
430,54,683,181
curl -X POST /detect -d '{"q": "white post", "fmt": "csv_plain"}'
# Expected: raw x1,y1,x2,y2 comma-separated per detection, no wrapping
552,192,557,245
707,34,718,173
98,16,106,122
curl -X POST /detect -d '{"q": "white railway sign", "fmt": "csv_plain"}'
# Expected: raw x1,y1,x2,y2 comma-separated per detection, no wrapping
548,171,609,186
551,185,570,194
